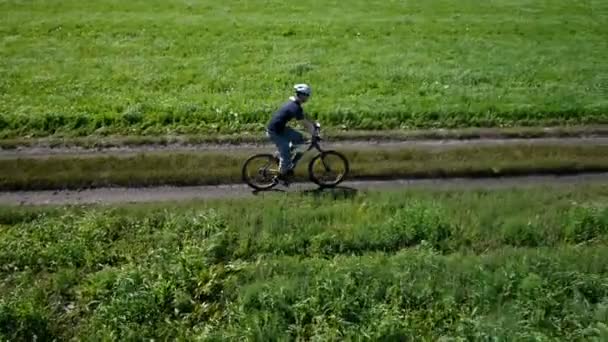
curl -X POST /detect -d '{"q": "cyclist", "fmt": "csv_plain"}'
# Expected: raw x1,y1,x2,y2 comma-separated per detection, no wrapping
266,83,319,182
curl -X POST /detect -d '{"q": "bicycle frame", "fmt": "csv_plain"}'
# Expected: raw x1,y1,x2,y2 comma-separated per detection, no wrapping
289,137,323,169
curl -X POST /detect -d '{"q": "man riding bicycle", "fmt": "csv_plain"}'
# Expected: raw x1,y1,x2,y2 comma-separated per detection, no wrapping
266,83,319,182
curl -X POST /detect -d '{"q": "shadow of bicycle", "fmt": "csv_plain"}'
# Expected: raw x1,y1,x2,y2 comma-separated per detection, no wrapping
251,186,358,200
251,188,286,196
299,186,359,200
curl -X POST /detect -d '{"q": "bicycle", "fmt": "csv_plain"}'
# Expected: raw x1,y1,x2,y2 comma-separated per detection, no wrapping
242,126,349,191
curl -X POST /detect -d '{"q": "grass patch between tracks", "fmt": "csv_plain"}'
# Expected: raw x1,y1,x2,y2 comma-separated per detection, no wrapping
1,144,608,190
0,186,607,340
1,125,608,150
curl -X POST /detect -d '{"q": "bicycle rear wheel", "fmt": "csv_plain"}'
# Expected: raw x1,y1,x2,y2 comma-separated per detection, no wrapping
308,150,349,188
242,153,280,190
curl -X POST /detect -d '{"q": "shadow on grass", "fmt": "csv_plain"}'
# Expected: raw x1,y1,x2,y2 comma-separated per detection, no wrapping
250,185,359,200
251,188,286,196
299,186,359,200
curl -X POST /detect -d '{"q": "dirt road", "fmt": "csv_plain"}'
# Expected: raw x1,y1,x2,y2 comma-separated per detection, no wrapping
1,173,606,206
2,136,607,206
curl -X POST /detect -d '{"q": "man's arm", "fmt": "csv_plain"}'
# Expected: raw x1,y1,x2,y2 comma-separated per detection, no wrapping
299,114,319,136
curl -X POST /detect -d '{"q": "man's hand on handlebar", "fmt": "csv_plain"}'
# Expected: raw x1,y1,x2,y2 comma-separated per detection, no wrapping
313,121,322,139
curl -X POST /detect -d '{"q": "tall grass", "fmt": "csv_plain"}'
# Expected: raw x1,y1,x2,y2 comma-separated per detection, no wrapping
1,186,608,340
1,0,607,138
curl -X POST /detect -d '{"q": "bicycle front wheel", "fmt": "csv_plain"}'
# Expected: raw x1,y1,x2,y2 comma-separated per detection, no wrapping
242,153,280,190
308,150,349,188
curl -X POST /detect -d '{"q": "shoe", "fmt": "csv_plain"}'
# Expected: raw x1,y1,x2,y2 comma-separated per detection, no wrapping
276,170,294,187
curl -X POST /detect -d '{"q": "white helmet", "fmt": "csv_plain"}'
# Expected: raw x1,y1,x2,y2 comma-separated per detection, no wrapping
294,83,312,96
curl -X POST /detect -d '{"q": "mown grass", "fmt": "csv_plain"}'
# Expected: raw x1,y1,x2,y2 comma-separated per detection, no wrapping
0,186,607,340
1,144,608,190
1,0,607,138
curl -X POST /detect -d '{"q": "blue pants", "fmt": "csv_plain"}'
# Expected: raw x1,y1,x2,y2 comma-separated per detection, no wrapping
267,127,304,174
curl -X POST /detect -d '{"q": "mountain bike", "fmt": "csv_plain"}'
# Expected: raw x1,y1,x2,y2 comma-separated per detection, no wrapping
242,127,349,191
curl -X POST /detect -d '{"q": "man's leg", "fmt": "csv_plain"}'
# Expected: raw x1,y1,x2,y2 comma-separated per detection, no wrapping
283,127,305,147
267,130,292,175
282,127,305,175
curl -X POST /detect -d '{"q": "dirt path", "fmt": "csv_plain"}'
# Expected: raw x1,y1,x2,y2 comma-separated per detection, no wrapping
1,173,606,206
2,137,608,160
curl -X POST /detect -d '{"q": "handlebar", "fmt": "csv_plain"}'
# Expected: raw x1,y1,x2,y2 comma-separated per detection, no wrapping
292,122,323,151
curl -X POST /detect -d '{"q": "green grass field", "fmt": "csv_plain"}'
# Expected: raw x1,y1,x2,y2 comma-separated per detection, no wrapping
2,143,608,190
2,1,608,339
1,0,607,138
1,186,608,340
